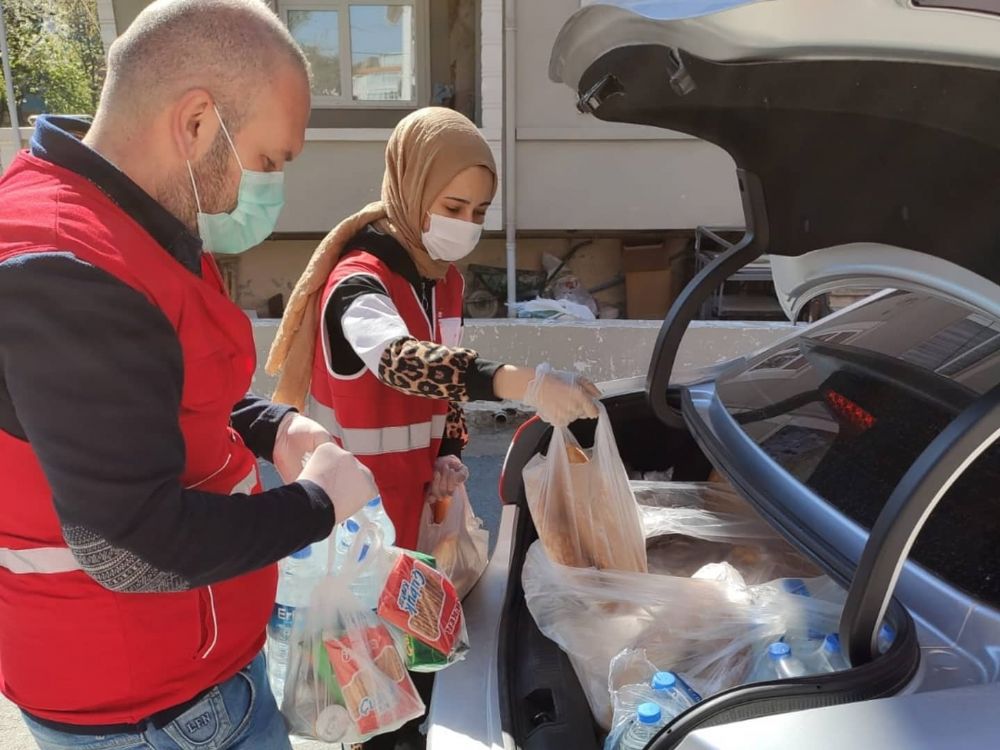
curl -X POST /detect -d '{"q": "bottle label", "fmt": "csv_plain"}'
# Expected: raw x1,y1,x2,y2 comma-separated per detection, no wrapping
268,603,296,641
674,674,702,704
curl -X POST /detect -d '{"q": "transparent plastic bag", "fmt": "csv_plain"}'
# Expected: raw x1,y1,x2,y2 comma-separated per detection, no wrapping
282,530,425,744
637,482,821,584
521,482,845,729
417,483,489,600
521,404,647,572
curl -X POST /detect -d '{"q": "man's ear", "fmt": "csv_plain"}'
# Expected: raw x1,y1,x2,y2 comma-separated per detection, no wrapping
170,89,219,162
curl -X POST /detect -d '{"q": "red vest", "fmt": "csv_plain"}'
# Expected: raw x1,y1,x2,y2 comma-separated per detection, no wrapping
310,243,464,549
0,152,275,725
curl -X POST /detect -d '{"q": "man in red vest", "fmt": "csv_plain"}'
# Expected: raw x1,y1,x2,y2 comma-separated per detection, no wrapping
0,1,377,748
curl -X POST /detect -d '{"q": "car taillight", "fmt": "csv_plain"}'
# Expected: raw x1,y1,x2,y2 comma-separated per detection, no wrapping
824,389,876,432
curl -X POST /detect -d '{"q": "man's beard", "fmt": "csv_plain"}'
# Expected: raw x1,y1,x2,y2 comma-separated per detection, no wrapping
157,131,237,236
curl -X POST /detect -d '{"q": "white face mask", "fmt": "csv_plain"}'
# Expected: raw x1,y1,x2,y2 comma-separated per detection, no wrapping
422,213,483,262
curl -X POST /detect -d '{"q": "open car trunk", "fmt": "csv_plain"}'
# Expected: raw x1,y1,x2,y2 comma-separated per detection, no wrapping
493,2,1000,748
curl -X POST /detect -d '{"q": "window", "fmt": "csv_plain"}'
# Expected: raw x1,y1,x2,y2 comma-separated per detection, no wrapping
282,1,426,107
715,290,1000,605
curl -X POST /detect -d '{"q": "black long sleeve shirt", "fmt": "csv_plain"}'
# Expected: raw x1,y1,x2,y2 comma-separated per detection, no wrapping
0,116,334,593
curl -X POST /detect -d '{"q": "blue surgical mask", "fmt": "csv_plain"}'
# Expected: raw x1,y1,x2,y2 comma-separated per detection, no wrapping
187,106,285,254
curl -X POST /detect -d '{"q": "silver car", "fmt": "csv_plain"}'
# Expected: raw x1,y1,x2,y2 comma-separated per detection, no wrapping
428,2,1000,748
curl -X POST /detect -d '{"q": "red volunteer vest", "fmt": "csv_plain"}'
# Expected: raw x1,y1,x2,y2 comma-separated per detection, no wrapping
0,152,276,725
310,242,464,549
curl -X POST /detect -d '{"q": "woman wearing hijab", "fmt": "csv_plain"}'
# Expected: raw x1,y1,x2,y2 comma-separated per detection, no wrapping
267,107,599,551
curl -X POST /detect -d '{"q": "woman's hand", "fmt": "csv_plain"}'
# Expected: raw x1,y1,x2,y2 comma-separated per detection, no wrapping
494,363,601,426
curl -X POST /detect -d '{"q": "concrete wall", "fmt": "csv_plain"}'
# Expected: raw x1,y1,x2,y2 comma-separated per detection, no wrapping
250,318,797,397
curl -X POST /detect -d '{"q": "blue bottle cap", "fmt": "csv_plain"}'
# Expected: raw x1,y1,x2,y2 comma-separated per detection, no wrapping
824,633,841,653
367,496,382,508
344,519,361,533
651,671,677,691
290,546,312,559
358,543,370,562
768,642,791,660
880,624,895,642
636,703,661,725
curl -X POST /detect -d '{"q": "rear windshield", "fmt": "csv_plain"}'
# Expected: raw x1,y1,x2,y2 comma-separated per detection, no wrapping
716,290,1000,604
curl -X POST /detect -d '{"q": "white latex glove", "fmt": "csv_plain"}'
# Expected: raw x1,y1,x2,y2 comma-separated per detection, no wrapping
298,442,378,524
273,412,332,484
522,363,601,426
429,455,470,500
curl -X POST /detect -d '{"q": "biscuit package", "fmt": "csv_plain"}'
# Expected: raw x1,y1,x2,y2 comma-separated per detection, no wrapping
377,551,469,663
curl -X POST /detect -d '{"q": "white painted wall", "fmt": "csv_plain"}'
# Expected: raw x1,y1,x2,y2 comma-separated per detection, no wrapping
512,0,743,231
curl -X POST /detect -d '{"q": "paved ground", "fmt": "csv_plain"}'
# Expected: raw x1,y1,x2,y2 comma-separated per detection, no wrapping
0,422,513,749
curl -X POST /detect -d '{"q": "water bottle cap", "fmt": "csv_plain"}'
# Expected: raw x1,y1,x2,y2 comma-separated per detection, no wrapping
636,703,661,725
344,519,361,533
880,624,895,642
367,496,382,508
824,633,841,653
290,546,312,559
768,642,791,660
651,671,677,691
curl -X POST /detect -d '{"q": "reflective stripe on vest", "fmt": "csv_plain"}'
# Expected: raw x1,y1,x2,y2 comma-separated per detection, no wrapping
310,401,447,456
0,546,81,574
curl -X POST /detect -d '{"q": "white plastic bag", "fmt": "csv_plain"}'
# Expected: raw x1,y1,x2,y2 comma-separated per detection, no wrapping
521,482,842,729
417,484,489,600
521,404,647,572
282,531,425,744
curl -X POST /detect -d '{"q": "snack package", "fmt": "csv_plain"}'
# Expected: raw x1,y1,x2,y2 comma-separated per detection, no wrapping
324,624,421,737
377,551,469,663
281,531,425,744
392,551,453,672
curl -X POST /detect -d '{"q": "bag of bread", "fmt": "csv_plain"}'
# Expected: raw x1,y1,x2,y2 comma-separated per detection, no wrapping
281,531,425,744
417,483,489,599
521,403,647,572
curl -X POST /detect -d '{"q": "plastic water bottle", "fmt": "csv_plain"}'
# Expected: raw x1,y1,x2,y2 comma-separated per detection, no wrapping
813,633,849,672
331,519,361,573
362,495,396,548
649,672,695,719
878,623,896,654
781,578,825,641
756,642,808,681
267,544,325,702
616,703,665,750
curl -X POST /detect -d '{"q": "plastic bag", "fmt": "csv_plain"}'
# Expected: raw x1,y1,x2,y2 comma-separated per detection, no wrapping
417,484,489,600
521,404,647,572
521,483,843,729
511,297,597,321
282,530,425,744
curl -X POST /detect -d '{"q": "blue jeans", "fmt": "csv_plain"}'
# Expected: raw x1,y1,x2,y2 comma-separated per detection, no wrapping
22,653,292,750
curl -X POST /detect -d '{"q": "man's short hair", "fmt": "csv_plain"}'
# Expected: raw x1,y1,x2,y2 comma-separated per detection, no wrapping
102,0,309,130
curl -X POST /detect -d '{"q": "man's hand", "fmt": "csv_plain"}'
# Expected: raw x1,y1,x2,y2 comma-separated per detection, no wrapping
273,413,332,483
298,443,378,524
430,455,469,500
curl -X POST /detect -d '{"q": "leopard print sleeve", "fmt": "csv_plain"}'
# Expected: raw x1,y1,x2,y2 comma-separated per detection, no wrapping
378,336,478,401
444,402,469,449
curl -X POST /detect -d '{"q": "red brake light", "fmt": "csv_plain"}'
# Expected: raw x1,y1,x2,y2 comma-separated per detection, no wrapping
824,390,876,432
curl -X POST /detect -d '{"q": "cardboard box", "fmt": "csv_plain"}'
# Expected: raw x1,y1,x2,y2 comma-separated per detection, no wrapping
622,238,689,320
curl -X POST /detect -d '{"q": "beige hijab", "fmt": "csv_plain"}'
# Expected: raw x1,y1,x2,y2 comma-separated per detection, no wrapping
266,107,498,410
